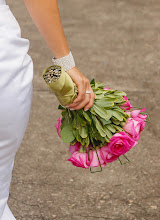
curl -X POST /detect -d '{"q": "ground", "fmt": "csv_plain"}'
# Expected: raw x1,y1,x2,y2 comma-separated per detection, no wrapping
7,0,160,219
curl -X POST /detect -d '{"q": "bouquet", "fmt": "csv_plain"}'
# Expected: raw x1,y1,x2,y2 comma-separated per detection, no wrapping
42,65,150,173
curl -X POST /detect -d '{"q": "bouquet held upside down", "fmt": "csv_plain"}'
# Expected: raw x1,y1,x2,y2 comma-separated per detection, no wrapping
42,65,149,173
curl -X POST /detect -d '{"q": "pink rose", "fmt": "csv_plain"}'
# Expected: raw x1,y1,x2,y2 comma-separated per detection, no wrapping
68,146,108,169
100,145,118,163
108,131,137,156
103,87,111,90
55,117,62,137
87,148,107,168
69,142,81,154
123,118,142,141
120,96,133,110
125,108,147,131
67,151,91,169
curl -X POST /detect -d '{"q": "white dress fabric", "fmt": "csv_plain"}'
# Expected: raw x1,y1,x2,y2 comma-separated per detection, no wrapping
0,0,33,219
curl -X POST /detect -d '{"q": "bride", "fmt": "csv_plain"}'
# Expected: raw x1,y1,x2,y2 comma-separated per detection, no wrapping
0,0,95,219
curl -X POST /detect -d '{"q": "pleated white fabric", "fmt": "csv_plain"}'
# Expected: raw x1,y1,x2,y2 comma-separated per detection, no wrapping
0,0,33,219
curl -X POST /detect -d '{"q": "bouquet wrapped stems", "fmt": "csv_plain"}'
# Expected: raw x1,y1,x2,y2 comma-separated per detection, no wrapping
42,65,78,106
43,65,150,173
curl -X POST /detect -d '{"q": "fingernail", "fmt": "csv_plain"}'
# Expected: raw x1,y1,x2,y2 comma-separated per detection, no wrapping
65,105,69,107
70,108,75,110
84,109,89,111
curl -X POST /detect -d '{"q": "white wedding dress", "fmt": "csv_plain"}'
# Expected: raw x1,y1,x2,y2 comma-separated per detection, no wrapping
0,0,33,219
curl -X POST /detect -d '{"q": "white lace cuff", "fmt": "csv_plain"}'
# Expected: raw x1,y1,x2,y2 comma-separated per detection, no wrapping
52,51,76,71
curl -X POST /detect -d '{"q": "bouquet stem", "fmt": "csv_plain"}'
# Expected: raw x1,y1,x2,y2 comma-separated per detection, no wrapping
118,154,130,165
88,144,103,173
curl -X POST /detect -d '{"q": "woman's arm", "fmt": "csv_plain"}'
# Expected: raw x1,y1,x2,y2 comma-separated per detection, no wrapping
23,0,95,111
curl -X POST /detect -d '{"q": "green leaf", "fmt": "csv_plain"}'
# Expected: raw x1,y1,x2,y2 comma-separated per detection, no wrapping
95,94,105,99
92,104,109,120
81,138,86,146
60,124,75,143
95,99,114,108
58,105,65,110
106,124,116,133
103,97,118,102
77,113,86,126
104,126,113,139
92,115,107,137
75,129,82,142
61,117,70,130
105,110,113,120
115,96,126,104
94,132,106,144
117,101,127,105
85,135,90,147
104,94,117,98
112,110,124,121
104,89,117,95
112,124,124,132
75,114,82,129
112,106,126,115
61,108,67,117
79,145,86,153
90,108,98,116
95,82,106,88
104,136,110,143
70,138,77,145
72,115,77,129
72,129,76,136
111,117,121,125
90,78,95,86
120,121,126,127
114,98,125,104
100,118,112,125
95,89,106,94
114,91,127,96
83,111,92,125
67,109,72,118
79,126,88,138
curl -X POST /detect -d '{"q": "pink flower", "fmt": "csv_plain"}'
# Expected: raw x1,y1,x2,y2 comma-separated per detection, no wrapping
125,108,147,131
67,151,91,169
87,148,107,168
100,145,118,163
103,87,111,90
68,145,108,169
123,118,142,141
108,131,137,156
55,117,62,137
69,142,81,154
120,96,133,110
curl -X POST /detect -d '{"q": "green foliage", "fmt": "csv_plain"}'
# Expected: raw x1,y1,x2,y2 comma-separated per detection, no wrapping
92,104,110,120
58,105,65,110
59,79,138,149
60,124,75,143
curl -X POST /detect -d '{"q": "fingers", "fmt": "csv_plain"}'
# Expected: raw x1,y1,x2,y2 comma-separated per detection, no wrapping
66,80,95,111
71,79,86,105
71,93,90,110
66,79,86,108
83,87,95,111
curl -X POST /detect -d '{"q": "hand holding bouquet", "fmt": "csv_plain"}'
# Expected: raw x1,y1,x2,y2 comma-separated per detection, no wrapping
42,65,150,173
42,65,95,110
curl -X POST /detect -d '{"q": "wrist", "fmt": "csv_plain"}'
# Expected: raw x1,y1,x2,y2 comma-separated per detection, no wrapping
52,51,76,72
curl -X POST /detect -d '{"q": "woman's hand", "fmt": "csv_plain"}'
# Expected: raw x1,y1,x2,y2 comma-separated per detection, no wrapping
65,66,95,111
